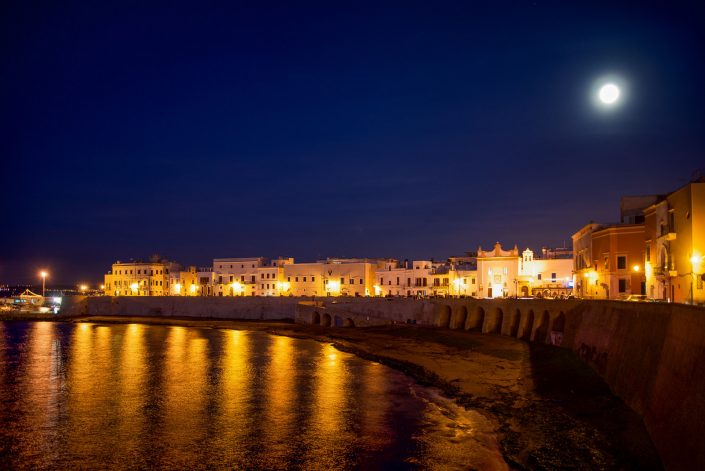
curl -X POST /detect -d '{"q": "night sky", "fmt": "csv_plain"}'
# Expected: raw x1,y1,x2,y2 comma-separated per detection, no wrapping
2,1,704,285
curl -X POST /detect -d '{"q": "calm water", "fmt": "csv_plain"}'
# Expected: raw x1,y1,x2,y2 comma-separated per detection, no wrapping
0,321,505,470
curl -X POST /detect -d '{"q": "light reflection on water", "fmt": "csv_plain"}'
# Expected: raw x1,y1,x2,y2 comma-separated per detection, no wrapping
0,321,506,470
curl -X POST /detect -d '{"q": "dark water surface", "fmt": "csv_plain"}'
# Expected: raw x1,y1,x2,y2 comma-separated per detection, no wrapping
0,321,505,470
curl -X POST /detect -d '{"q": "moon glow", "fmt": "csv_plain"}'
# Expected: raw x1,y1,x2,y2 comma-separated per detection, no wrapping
598,83,620,104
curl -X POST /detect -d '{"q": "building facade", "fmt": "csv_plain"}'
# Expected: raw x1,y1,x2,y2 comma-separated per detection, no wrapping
104,257,179,296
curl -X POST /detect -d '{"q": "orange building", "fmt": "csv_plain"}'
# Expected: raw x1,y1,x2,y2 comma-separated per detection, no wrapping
573,223,646,299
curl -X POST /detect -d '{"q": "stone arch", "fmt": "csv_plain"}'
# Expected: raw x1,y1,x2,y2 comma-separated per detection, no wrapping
521,285,529,297
452,306,468,329
466,306,485,331
520,309,534,341
334,315,343,327
343,318,355,327
552,312,566,332
549,311,566,346
533,310,550,343
509,309,521,338
487,307,503,334
438,305,452,328
322,313,332,327
312,311,321,325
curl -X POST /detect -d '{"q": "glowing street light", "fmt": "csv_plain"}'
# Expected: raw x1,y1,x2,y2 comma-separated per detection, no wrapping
79,284,88,293
39,270,48,296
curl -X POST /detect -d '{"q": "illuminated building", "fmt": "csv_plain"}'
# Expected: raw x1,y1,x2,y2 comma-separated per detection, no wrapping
282,259,377,297
572,223,645,300
476,243,572,299
213,257,268,296
573,178,705,303
643,179,705,303
103,257,180,296
169,266,214,296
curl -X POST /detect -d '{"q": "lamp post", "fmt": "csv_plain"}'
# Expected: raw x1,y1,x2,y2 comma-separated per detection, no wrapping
40,271,48,296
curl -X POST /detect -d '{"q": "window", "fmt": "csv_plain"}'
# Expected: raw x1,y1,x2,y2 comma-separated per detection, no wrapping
340,277,344,285
472,278,476,284
349,279,354,285
295,277,299,282
617,256,626,270
312,277,316,282
261,274,265,279
407,278,411,286
604,256,609,270
646,246,651,262
359,279,363,284
618,279,627,293
381,277,384,285
287,277,291,282
537,274,542,280
551,273,556,281
396,277,400,285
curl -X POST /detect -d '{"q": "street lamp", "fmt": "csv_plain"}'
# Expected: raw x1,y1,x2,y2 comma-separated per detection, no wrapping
79,284,88,294
39,271,48,296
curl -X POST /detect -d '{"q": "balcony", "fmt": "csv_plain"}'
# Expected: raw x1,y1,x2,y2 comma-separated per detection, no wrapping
658,226,676,241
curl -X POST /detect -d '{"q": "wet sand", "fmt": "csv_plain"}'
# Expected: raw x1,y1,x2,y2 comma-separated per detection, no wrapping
65,316,662,470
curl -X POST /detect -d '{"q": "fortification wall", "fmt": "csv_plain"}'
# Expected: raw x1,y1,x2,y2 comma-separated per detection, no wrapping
60,295,301,320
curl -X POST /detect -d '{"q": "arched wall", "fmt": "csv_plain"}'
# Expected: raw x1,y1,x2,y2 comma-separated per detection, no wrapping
510,309,521,338
322,313,332,327
467,306,485,331
452,306,468,329
437,305,452,328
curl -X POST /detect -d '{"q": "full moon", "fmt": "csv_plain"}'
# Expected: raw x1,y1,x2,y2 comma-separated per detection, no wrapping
599,83,620,104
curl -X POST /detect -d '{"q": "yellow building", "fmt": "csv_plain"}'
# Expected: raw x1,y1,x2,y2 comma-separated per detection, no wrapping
282,259,377,297
169,266,214,296
104,258,178,296
644,180,705,304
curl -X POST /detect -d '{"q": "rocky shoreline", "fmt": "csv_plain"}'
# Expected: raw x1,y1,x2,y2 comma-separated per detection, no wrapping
7,315,663,470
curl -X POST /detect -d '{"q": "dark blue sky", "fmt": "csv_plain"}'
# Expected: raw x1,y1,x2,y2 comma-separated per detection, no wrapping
1,1,704,285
